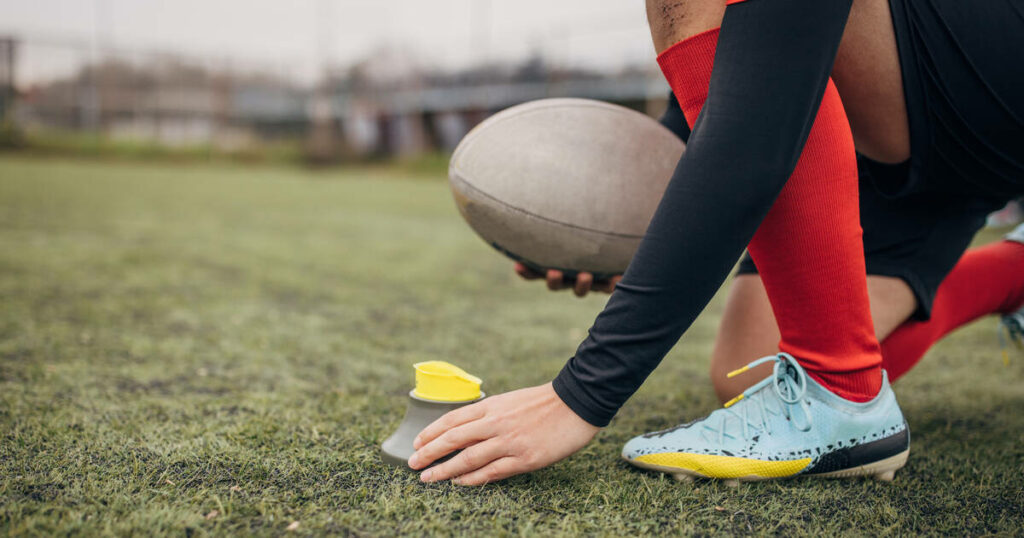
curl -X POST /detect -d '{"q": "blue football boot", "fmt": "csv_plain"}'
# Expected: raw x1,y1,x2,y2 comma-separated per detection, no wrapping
622,353,909,483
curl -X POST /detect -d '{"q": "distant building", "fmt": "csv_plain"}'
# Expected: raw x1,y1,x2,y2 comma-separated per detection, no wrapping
332,52,669,157
14,44,669,158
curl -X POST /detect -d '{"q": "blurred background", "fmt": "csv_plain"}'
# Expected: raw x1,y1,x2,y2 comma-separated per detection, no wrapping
0,0,671,165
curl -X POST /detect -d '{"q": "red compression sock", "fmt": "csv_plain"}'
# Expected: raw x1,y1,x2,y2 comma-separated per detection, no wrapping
658,29,883,401
881,240,1024,380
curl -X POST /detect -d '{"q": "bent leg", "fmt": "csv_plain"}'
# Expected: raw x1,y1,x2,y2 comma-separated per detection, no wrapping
711,274,914,402
743,83,883,401
882,240,1024,379
650,0,884,401
714,239,1024,402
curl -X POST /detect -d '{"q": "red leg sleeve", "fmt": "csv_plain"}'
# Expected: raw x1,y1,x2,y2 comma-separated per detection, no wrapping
659,28,883,401
882,240,1024,380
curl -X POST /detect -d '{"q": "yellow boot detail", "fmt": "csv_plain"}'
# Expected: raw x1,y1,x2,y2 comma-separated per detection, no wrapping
634,452,812,479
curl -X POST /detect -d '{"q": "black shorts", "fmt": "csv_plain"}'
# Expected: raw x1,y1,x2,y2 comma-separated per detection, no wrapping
886,0,1024,199
736,157,1005,321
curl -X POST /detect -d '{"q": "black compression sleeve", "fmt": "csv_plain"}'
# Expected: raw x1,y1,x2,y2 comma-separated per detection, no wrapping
552,0,854,427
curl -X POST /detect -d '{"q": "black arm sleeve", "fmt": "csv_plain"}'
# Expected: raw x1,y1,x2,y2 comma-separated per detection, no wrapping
552,0,854,427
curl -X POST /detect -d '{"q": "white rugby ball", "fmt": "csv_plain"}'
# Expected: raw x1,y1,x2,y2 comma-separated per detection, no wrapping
449,98,685,278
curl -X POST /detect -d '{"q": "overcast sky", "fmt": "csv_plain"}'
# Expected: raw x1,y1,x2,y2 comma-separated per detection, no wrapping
0,0,657,84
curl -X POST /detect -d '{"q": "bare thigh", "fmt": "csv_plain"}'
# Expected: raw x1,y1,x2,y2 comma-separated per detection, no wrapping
832,0,911,163
709,274,916,402
645,0,911,163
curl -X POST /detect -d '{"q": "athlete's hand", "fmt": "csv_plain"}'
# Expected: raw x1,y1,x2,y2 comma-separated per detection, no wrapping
513,262,621,297
407,382,600,485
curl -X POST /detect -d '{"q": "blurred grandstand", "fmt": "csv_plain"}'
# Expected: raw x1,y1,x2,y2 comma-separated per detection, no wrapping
0,33,669,162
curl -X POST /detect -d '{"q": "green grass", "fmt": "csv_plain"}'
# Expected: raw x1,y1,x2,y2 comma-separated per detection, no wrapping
1,156,1022,536
1,127,454,175
1,128,307,166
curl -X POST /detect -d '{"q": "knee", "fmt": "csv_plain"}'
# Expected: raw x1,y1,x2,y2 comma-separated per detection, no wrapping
646,0,727,53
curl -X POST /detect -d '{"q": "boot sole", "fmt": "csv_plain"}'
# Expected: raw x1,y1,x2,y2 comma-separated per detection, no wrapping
625,449,909,485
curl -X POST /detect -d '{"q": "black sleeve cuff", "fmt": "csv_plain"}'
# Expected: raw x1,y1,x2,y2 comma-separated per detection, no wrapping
551,363,614,428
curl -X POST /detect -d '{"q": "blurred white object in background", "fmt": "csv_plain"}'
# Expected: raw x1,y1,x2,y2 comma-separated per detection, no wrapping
987,199,1024,228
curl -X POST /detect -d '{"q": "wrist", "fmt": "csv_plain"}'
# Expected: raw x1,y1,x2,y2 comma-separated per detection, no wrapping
551,371,612,428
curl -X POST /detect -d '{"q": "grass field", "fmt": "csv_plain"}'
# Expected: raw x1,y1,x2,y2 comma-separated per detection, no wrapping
1,155,1022,536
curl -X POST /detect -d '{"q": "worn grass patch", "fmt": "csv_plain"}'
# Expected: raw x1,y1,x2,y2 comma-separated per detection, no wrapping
1,156,1022,536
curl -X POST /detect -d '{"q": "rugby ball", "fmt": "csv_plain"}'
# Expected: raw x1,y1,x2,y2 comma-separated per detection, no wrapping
448,98,685,278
